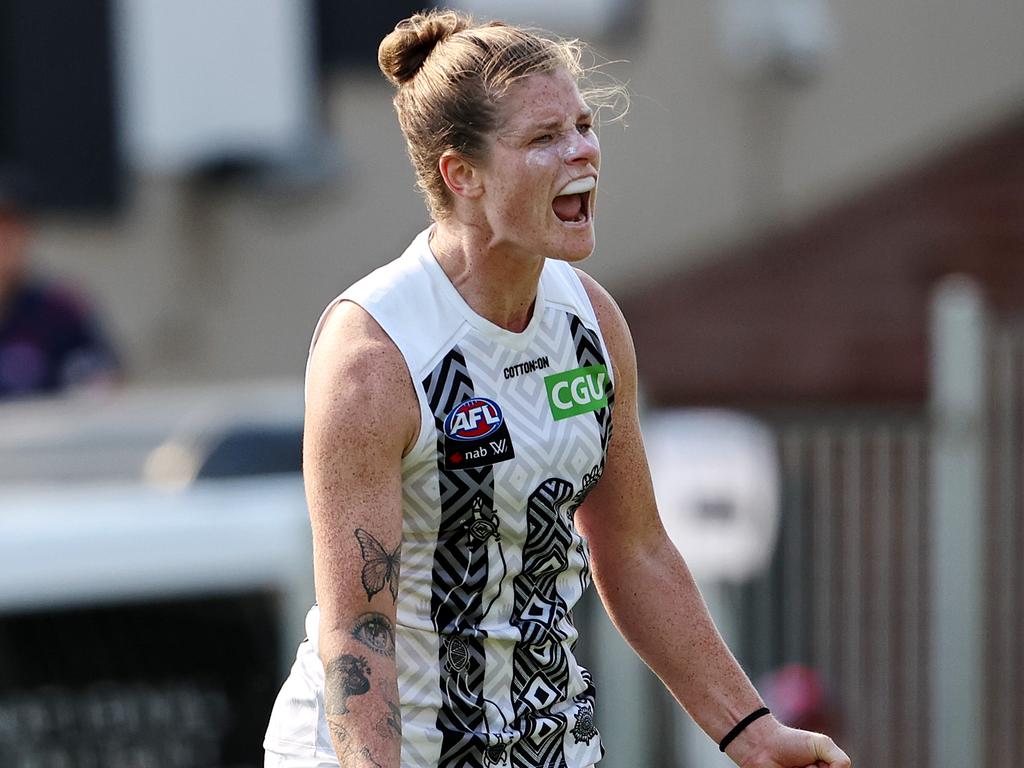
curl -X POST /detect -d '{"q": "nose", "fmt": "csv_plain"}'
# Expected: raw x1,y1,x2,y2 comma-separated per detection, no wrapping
563,129,600,167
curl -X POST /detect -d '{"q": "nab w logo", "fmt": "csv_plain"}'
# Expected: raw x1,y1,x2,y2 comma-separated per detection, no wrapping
544,365,609,421
441,397,515,469
444,398,504,441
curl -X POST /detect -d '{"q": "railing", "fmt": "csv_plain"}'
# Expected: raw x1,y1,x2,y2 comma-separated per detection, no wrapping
580,275,1023,767
737,418,931,767
735,277,1023,768
987,321,1024,765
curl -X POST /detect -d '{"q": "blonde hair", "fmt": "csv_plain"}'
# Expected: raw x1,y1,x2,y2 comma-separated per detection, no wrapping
379,9,598,219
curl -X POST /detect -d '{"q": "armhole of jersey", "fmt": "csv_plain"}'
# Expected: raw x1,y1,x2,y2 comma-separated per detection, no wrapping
303,295,344,403
304,294,431,460
560,264,617,388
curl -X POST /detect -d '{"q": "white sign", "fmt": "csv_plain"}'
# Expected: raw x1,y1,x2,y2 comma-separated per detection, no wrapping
645,409,780,582
115,0,316,172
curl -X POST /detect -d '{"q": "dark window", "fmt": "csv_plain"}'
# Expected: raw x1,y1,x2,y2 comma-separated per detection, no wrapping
0,0,121,211
315,0,425,72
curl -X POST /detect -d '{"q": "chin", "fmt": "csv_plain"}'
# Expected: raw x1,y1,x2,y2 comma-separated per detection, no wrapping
538,217,594,262
558,244,595,263
556,227,596,262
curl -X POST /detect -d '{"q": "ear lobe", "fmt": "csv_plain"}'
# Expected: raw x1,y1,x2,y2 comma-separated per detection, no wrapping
439,152,484,200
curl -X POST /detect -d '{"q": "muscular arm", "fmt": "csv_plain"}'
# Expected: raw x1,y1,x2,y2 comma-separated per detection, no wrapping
304,301,419,768
574,271,849,768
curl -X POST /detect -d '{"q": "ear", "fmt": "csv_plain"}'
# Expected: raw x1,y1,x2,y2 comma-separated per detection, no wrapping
438,151,484,201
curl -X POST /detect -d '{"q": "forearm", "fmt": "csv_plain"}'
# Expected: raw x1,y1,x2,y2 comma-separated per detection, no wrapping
321,620,402,768
591,537,764,747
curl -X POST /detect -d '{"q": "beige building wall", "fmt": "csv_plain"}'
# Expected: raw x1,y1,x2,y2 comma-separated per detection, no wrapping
31,0,1024,384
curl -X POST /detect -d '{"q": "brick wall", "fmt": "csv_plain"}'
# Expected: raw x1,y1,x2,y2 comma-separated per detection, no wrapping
621,112,1024,407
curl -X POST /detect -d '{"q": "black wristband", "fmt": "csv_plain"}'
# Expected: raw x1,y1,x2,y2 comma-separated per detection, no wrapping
718,707,771,752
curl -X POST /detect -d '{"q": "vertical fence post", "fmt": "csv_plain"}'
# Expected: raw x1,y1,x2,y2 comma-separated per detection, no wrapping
929,275,987,768
589,592,658,767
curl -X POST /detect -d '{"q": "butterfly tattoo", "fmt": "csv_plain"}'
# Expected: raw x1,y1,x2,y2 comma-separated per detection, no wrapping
354,528,401,603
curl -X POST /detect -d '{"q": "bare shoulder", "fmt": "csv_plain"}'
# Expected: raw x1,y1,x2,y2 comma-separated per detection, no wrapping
305,300,420,458
572,268,638,389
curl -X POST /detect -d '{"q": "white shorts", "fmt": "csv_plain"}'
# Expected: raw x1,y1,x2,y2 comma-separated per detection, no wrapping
265,750,339,768
266,755,596,768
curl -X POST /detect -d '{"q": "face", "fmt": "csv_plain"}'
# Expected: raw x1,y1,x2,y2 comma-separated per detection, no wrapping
476,68,601,263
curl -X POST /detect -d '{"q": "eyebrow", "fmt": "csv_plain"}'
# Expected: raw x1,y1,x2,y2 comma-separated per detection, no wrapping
530,109,594,131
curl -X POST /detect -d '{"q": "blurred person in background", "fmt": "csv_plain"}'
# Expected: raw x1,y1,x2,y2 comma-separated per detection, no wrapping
0,199,120,398
264,10,850,768
760,665,838,737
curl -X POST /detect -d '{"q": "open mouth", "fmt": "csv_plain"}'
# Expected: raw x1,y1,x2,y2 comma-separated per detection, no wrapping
552,177,596,224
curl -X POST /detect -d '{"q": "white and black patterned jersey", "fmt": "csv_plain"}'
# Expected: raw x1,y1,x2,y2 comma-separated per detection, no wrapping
265,227,615,768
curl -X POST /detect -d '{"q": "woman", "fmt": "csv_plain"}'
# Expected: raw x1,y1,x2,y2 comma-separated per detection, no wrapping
264,10,851,768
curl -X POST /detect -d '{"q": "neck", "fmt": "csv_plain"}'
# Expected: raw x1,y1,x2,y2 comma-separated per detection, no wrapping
429,219,544,333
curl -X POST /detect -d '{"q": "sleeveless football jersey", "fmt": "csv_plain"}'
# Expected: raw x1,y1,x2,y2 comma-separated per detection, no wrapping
265,227,615,768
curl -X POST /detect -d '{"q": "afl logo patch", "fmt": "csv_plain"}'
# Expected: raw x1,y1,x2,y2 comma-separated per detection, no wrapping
444,397,504,442
441,397,516,470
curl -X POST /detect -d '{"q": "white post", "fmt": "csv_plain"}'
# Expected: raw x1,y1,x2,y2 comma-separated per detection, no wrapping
590,597,658,767
929,275,986,768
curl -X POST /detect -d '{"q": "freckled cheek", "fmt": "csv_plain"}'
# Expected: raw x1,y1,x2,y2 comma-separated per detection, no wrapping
524,147,561,168
504,179,553,230
503,192,547,234
487,186,528,237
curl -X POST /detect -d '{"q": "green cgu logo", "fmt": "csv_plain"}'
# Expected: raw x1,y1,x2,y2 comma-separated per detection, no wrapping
544,364,609,421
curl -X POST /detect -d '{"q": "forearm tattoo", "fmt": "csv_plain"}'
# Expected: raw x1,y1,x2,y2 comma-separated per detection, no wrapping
354,528,401,602
352,612,396,658
328,721,383,768
376,700,402,741
325,654,371,715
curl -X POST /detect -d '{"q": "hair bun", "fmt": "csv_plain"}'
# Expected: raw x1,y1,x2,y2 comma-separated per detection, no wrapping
378,10,473,86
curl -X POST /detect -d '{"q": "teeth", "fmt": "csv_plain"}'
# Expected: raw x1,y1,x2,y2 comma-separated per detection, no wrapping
557,177,596,196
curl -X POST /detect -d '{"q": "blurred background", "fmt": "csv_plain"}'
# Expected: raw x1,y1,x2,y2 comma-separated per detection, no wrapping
0,0,1022,765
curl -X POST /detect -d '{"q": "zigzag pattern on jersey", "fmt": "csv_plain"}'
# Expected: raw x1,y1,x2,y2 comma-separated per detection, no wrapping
456,312,589,526
508,477,576,768
454,312,601,767
423,347,493,768
566,312,615,598
459,310,572,458
394,623,445,767
567,312,615,449
393,466,447,755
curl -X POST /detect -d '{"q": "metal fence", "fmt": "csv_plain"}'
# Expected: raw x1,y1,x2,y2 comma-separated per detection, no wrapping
573,277,1022,767
987,321,1024,765
733,279,1024,768
737,417,931,767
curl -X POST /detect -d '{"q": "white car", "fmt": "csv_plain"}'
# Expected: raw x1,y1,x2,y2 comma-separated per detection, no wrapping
0,381,313,768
